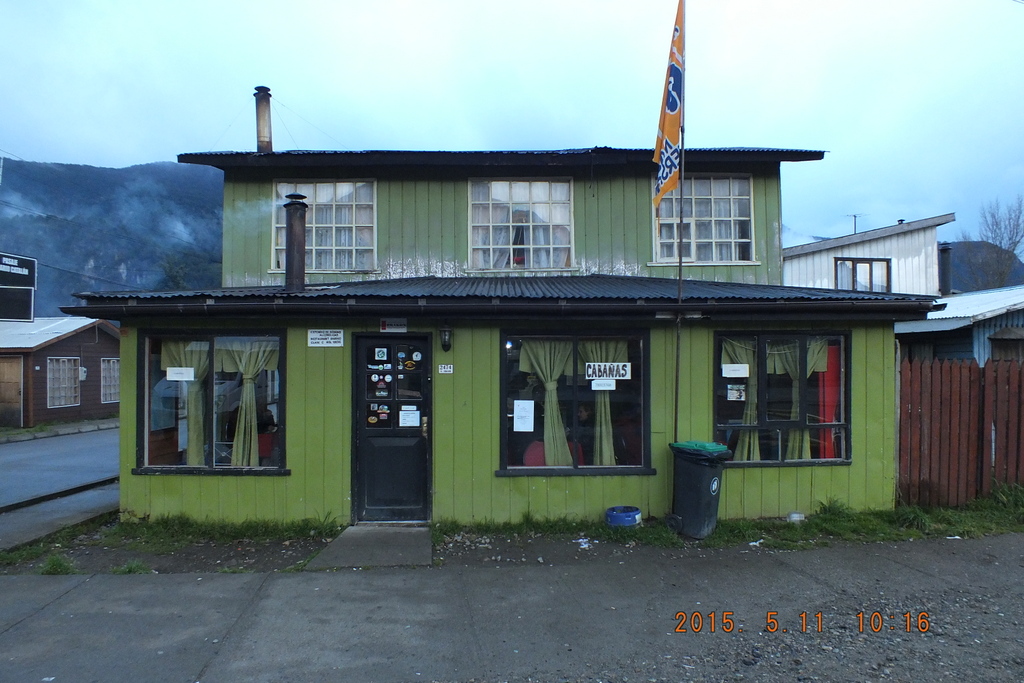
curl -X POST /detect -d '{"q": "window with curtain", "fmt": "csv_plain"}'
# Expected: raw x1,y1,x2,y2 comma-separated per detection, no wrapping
143,334,284,471
714,333,848,463
502,334,645,471
470,180,573,271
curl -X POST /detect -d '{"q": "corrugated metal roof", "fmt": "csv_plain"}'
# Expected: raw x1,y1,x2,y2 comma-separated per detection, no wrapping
178,147,826,168
895,284,1024,333
783,213,956,258
73,274,931,304
0,317,104,351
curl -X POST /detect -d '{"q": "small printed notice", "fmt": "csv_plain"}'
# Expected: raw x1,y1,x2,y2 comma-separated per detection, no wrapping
399,410,420,427
513,400,535,432
727,384,747,401
722,363,749,378
308,329,344,347
591,379,616,391
438,364,454,374
380,318,408,333
166,367,195,381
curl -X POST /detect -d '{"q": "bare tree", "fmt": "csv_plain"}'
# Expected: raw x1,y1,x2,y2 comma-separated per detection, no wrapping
958,194,1024,290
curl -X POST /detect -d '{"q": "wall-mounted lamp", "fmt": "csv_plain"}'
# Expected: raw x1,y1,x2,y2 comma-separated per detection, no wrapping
439,323,453,352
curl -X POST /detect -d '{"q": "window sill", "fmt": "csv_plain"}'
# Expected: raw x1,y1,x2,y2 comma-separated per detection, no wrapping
495,467,656,477
466,267,581,275
267,269,379,275
647,261,761,267
723,459,851,468
132,467,291,476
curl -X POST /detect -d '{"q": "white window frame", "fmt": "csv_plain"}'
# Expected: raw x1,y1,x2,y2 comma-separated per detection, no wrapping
101,358,120,404
47,357,81,408
272,181,377,273
653,175,755,264
468,179,575,272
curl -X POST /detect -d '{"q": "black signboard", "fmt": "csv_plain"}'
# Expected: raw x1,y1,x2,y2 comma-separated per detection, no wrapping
0,252,36,322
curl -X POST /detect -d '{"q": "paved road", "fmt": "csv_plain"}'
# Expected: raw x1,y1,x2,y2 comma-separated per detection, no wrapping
1,533,1022,682
0,429,119,508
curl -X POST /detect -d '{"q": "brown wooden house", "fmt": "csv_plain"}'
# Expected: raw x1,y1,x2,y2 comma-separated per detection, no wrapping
0,317,121,428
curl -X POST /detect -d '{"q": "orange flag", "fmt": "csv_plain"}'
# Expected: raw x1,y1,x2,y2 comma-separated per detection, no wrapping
653,0,685,207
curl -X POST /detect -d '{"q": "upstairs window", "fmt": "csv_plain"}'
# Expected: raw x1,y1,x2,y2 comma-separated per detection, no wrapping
470,180,573,270
835,258,890,292
275,181,375,272
655,176,753,263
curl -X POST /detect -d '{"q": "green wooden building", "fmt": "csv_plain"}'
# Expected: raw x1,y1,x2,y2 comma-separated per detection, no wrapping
66,146,935,525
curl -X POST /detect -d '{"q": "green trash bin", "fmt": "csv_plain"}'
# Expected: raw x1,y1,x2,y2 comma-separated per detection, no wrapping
666,441,732,539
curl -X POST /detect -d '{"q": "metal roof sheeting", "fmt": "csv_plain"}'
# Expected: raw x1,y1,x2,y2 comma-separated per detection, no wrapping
895,284,1024,333
72,274,931,304
0,317,108,351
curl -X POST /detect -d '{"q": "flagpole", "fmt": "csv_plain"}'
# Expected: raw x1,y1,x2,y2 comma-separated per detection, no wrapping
653,0,685,443
673,1,685,443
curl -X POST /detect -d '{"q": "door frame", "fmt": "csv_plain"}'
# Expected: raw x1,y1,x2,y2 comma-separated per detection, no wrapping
351,332,433,522
0,355,24,429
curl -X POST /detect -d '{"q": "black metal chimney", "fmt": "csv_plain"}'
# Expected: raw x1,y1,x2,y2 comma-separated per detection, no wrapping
284,194,307,292
254,86,273,153
938,241,953,296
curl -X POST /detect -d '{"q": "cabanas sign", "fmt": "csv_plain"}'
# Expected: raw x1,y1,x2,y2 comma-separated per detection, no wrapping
585,363,631,380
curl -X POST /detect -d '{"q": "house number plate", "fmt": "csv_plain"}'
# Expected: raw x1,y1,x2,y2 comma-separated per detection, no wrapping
438,364,454,374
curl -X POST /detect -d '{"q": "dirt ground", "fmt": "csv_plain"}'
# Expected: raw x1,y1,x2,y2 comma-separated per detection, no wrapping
1,523,686,575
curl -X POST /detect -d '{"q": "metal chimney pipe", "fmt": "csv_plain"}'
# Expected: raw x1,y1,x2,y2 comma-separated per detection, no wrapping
284,193,307,292
254,86,273,153
938,241,953,296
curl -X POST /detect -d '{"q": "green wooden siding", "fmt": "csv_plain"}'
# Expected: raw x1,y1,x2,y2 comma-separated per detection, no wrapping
118,318,896,524
221,172,782,288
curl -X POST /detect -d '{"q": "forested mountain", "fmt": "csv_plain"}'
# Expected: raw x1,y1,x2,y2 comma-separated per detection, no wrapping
949,240,1024,292
0,158,222,316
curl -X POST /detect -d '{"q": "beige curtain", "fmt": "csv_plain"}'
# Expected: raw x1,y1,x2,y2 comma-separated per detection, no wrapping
217,340,280,467
162,341,210,466
579,340,628,466
766,339,829,459
721,338,759,461
519,340,573,466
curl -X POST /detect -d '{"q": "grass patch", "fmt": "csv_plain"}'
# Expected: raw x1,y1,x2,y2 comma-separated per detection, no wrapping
433,513,685,549
111,560,152,574
101,514,344,554
1,512,344,570
39,554,77,575
434,485,1024,553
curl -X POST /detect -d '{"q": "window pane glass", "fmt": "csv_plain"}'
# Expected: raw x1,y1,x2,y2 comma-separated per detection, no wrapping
712,178,731,196
354,182,373,202
470,182,489,201
716,243,733,261
695,220,713,240
551,182,570,201
713,199,731,218
692,178,711,196
694,198,712,218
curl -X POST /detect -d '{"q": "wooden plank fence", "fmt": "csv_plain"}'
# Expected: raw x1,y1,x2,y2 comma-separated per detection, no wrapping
899,358,1024,506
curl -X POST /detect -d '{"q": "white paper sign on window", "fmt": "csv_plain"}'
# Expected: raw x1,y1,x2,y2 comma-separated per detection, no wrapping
308,329,345,347
167,367,195,381
399,409,420,427
513,400,535,432
591,379,616,391
722,363,749,378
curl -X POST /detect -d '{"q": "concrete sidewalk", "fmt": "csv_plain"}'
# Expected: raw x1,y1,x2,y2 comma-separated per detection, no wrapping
1,533,1022,682
0,420,120,550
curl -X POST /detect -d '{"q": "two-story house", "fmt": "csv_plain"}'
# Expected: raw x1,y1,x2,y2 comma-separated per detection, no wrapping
65,108,936,525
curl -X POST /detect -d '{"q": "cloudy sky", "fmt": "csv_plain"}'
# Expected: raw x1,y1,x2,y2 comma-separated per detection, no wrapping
2,0,1022,244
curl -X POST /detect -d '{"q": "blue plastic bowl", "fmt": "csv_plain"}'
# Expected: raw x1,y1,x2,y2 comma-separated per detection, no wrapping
606,505,642,527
